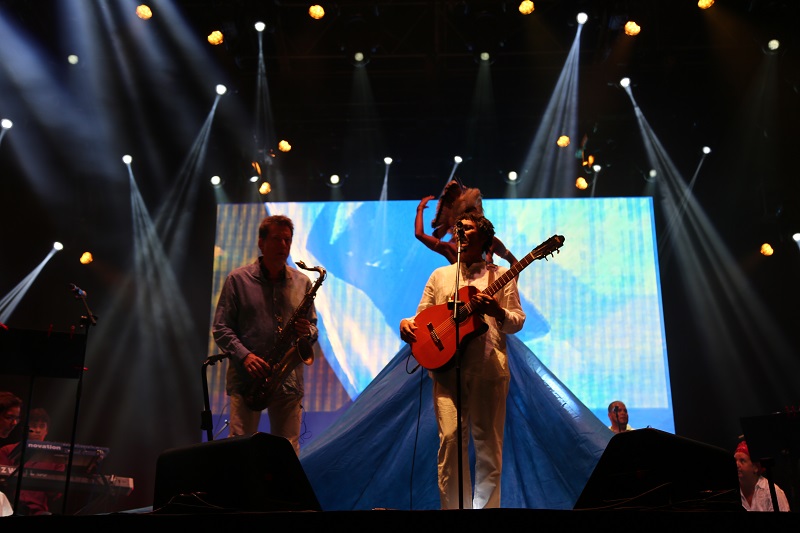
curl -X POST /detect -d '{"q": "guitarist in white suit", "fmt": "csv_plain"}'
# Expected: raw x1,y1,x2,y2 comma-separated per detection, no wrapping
400,212,526,509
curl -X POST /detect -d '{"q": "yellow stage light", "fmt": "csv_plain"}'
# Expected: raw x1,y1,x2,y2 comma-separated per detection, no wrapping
135,5,152,20
208,31,224,45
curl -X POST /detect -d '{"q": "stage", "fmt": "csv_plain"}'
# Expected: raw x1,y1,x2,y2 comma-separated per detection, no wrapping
0,508,798,532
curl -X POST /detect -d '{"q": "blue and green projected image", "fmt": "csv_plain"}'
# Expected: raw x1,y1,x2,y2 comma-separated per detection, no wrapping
210,198,674,434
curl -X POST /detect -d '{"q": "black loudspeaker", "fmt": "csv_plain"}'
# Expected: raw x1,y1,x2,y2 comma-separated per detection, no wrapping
574,428,742,511
153,432,322,513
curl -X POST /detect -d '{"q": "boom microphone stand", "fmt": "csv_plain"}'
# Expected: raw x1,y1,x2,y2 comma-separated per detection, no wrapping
201,353,228,441
64,284,97,515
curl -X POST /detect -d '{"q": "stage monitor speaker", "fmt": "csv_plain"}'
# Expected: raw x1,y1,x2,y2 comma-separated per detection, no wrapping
573,428,741,511
153,432,321,513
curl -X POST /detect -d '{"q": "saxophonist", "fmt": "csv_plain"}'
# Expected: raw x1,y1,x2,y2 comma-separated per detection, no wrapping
212,214,318,456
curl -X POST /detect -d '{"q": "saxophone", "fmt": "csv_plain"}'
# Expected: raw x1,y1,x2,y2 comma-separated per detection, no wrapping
242,261,327,411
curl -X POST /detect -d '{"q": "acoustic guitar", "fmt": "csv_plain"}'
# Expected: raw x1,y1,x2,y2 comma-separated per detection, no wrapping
411,234,564,371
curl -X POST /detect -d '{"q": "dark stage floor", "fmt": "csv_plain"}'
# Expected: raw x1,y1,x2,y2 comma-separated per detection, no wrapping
1,508,799,533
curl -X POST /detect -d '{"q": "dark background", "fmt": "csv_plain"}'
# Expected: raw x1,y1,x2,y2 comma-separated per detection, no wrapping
0,0,798,512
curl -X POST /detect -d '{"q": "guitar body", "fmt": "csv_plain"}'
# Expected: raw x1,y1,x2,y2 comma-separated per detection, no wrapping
408,234,565,372
411,286,489,371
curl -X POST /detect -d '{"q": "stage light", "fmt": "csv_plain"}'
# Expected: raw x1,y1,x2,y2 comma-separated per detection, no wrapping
135,5,152,20
210,175,222,187
255,21,265,32
1,119,12,129
216,84,227,95
259,182,271,195
698,0,715,9
518,1,534,15
767,39,780,52
620,77,631,88
330,174,340,186
577,13,588,25
208,31,223,45
53,242,63,251
557,135,570,148
80,252,93,265
506,171,518,183
122,155,132,164
278,140,291,152
249,175,259,183
480,52,490,62
592,164,602,173
793,233,800,242
384,157,392,165
67,55,79,65
760,243,774,256
576,177,588,190
624,21,640,36
309,5,324,19
702,146,711,154
454,156,463,164
649,169,658,180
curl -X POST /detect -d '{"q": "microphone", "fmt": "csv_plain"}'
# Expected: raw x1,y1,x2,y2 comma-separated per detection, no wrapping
454,221,466,242
69,283,86,298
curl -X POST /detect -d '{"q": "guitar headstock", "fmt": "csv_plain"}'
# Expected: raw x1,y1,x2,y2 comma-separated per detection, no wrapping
533,234,565,260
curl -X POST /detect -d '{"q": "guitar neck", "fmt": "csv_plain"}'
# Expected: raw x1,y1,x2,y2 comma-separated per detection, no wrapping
460,235,563,317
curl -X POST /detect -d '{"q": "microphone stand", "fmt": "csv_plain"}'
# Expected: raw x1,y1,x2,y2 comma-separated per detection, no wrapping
201,354,228,441
62,284,97,515
451,228,465,509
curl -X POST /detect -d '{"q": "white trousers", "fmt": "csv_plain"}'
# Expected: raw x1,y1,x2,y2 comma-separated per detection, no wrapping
228,392,303,456
432,368,509,509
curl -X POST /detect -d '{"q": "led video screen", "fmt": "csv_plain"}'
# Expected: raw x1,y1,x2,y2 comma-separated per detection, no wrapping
208,198,674,435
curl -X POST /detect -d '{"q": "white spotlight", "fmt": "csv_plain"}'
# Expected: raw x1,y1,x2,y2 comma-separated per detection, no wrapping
210,175,222,186
53,242,63,251
329,174,340,185
507,171,518,182
254,21,265,32
384,157,393,165
480,52,490,62
592,164,602,173
767,39,780,51
454,155,463,164
216,84,227,95
577,12,588,25
67,54,79,65
1,119,12,129
122,155,132,164
354,52,364,62
619,77,631,88
702,146,711,154
249,175,259,183
793,233,800,242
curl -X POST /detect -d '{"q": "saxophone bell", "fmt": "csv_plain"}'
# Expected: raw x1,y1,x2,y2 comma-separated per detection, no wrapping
295,334,316,366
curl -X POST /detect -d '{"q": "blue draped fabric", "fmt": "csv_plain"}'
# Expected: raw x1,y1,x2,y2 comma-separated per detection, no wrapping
300,335,613,511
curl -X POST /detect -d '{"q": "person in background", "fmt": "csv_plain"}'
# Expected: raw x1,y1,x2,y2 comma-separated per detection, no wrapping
414,182,517,266
400,211,526,509
0,392,21,441
735,440,791,512
213,214,318,456
0,392,21,517
607,400,634,433
0,407,62,515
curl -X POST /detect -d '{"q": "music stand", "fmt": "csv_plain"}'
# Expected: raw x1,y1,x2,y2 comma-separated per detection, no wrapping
740,412,800,512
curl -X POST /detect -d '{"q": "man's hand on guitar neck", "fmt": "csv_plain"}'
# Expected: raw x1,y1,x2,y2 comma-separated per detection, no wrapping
399,318,418,344
471,293,504,322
